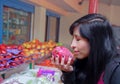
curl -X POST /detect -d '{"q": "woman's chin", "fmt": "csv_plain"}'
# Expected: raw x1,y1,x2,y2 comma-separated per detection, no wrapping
75,55,86,59
74,54,81,59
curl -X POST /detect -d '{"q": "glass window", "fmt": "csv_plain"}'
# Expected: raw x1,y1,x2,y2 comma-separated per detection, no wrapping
3,6,31,44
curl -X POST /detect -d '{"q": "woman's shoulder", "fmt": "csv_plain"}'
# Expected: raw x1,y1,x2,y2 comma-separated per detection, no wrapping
104,54,120,84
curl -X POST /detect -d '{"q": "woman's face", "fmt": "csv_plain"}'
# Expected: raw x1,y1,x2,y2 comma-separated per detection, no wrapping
71,27,90,59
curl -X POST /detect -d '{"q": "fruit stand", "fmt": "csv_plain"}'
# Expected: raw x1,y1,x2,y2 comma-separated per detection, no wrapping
0,39,63,83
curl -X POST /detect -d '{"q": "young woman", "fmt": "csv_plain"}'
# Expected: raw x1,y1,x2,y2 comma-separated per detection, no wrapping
52,13,120,84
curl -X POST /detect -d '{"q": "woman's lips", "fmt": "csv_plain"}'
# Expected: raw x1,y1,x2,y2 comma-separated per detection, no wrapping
73,51,79,55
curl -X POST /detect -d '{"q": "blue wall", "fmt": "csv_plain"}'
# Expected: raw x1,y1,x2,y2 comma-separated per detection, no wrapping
46,10,60,18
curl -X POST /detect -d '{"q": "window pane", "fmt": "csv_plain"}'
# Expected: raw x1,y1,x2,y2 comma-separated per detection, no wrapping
3,6,31,44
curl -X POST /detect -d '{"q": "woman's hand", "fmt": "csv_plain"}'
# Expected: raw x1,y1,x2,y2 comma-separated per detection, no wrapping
51,55,74,72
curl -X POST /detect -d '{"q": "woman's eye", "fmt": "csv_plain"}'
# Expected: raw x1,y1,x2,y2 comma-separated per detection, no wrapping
76,38,81,41
74,35,81,41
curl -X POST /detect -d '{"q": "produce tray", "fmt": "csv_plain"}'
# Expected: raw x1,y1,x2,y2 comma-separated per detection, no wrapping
0,54,51,79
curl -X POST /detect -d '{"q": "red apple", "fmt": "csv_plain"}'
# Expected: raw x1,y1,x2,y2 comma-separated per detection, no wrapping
0,44,6,50
14,58,19,61
1,50,7,54
18,56,23,60
1,60,7,65
17,45,23,50
10,62,17,66
4,64,10,69
0,55,4,60
52,46,74,64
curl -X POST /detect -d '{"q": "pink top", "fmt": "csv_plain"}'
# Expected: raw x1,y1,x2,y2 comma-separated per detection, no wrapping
97,72,104,84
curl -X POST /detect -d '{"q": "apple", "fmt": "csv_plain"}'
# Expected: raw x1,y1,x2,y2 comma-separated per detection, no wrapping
1,50,7,54
0,55,4,60
36,45,41,49
0,44,6,50
6,55,12,59
18,56,23,60
17,45,23,50
4,64,10,69
52,46,74,64
31,43,36,48
31,39,40,44
10,62,17,66
14,58,19,61
1,60,7,65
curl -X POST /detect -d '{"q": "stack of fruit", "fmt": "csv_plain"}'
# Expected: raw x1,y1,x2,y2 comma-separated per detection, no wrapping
22,39,57,61
0,39,62,71
0,44,24,71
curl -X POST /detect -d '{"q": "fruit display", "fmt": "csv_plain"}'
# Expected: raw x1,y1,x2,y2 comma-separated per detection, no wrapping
52,46,74,64
0,39,66,84
22,39,57,61
0,39,61,71
0,44,24,71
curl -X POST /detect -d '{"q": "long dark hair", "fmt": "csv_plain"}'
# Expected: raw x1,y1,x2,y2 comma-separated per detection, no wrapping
69,13,117,84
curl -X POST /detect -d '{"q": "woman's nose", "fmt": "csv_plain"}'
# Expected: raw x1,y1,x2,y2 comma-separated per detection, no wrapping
71,40,76,49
